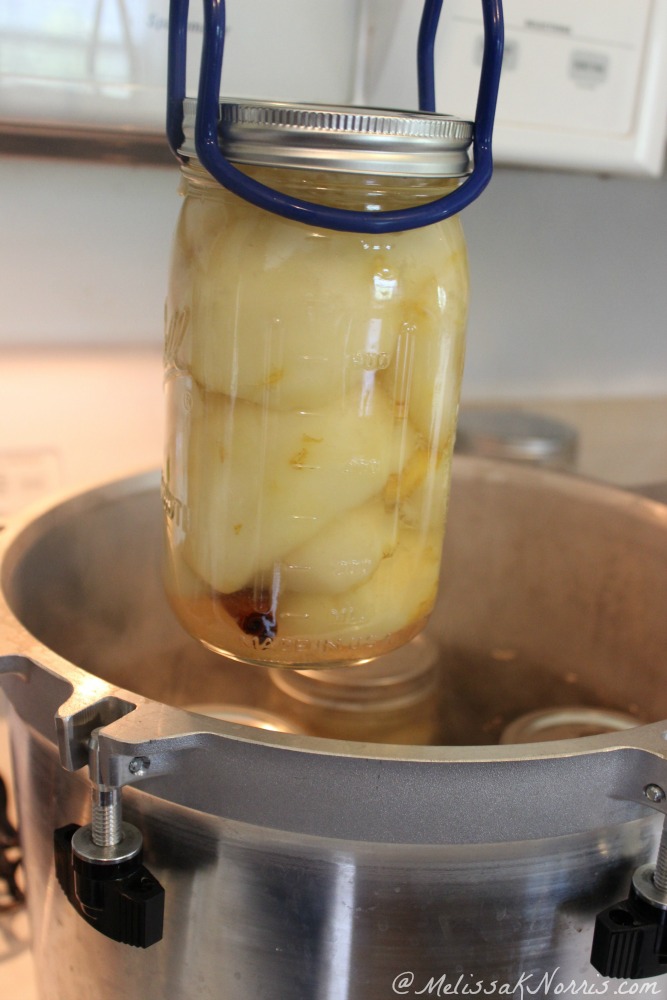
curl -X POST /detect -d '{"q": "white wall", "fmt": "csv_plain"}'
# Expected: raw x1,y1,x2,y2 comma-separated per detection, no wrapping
1,156,177,345
1,153,666,401
462,165,667,399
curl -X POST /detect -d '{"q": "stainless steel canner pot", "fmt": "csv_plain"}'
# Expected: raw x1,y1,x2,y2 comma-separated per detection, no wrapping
2,458,667,996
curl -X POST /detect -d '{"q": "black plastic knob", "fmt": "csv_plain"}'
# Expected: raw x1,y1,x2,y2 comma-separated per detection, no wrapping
54,823,164,948
591,887,667,979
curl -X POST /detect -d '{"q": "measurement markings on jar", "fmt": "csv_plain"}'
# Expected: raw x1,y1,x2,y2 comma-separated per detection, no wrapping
351,350,391,370
330,606,366,626
160,477,190,530
345,457,382,473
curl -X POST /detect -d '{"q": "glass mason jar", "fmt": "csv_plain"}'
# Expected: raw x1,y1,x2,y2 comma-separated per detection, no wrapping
267,633,442,744
163,101,471,669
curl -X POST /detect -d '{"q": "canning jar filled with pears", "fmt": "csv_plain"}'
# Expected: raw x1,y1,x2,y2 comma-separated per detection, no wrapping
163,100,471,669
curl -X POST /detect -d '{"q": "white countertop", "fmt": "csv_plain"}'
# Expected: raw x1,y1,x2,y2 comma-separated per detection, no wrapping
1,349,666,524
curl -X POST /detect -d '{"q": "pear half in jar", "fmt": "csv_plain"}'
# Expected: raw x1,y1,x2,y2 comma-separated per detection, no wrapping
183,381,418,596
280,498,399,596
277,528,443,643
189,206,405,412
378,242,468,446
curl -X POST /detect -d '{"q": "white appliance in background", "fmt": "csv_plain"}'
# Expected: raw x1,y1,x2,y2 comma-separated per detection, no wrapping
0,0,362,135
361,0,667,177
1,0,666,175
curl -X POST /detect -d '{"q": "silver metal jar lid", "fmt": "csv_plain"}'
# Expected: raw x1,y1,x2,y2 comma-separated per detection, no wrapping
268,634,440,712
180,98,474,177
454,408,579,470
499,707,640,744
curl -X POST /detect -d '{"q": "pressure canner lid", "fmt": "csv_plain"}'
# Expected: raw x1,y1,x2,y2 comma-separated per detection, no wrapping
180,98,474,177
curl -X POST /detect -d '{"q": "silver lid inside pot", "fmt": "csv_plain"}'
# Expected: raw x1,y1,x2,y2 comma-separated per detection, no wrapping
268,633,440,712
499,707,641,744
180,98,474,177
455,409,579,470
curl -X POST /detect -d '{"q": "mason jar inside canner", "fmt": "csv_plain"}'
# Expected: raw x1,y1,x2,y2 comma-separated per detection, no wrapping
162,100,473,669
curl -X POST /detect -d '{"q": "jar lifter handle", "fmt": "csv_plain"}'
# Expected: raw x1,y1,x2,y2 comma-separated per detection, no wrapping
167,0,504,233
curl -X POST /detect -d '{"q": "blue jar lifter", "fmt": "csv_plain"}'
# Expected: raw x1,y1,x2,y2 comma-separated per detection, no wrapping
165,0,504,234
160,0,505,669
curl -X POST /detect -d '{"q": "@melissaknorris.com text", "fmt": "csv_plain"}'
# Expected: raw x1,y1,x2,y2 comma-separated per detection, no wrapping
391,970,661,998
